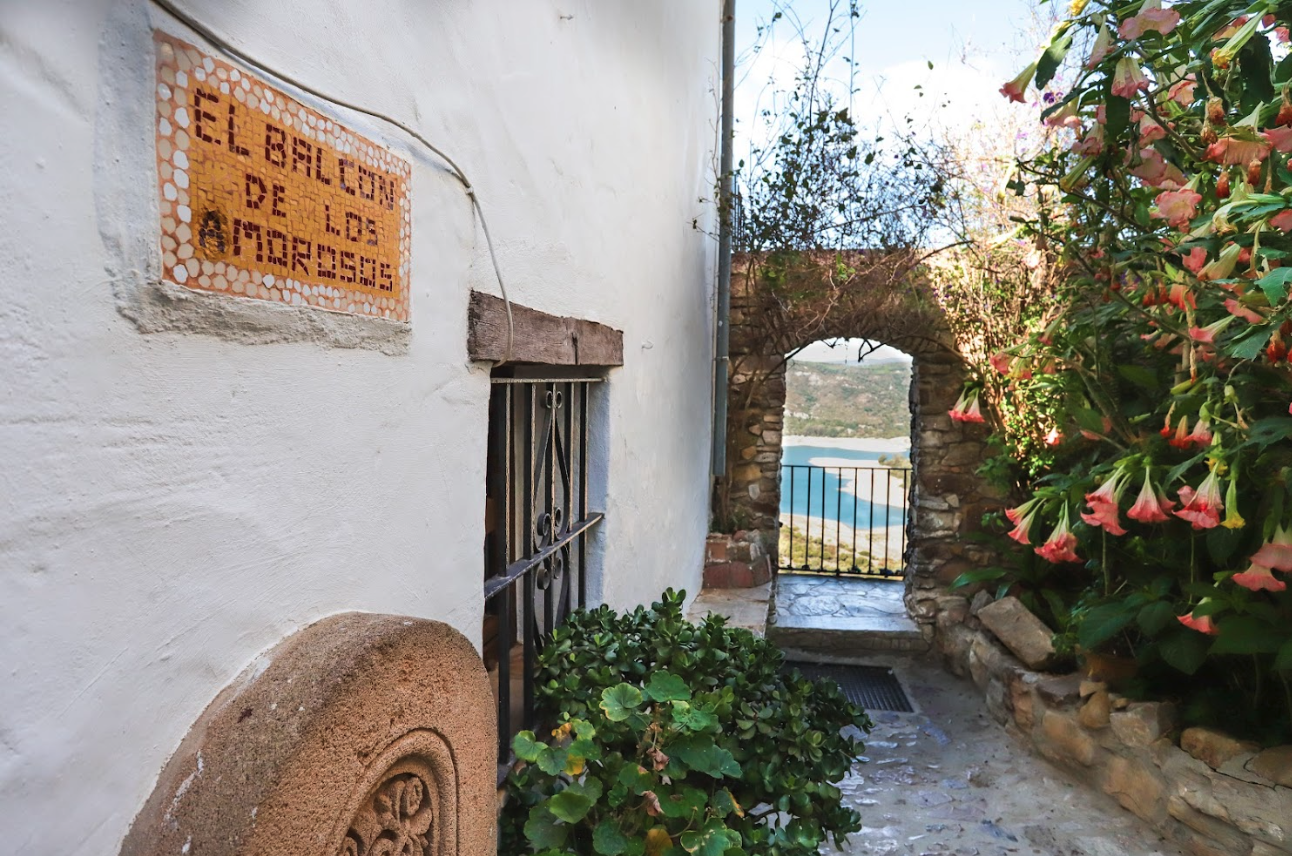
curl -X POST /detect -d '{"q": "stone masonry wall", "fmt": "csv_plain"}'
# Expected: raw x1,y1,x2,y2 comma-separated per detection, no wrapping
937,597,1292,856
714,252,1005,617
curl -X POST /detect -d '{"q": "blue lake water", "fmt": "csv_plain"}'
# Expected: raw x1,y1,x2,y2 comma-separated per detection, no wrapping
780,443,908,530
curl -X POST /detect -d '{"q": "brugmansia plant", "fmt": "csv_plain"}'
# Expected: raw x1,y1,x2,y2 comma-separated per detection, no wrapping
978,0,1292,743
500,590,871,856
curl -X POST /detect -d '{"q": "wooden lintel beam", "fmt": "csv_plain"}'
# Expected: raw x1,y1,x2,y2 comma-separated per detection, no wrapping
467,291,624,366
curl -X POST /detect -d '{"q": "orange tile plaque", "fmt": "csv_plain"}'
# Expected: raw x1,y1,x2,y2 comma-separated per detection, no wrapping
154,32,411,321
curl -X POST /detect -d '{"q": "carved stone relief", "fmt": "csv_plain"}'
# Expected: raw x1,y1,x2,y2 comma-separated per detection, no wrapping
120,613,494,856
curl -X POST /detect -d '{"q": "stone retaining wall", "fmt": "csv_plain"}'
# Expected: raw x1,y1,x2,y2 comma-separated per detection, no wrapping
936,595,1292,856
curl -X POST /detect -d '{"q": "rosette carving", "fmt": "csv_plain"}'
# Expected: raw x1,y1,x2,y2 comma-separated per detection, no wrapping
338,763,436,856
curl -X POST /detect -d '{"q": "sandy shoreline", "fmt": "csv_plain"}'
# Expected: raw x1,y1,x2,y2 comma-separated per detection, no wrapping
783,435,911,453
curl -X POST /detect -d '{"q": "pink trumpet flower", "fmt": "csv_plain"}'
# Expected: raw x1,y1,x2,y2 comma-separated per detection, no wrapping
1232,562,1287,592
1205,136,1272,166
1183,247,1207,274
1036,508,1081,564
1183,417,1213,448
1178,610,1219,635
1249,524,1292,572
1188,317,1234,344
1264,125,1292,153
1006,500,1041,545
1119,2,1181,39
1086,22,1115,68
1081,471,1129,536
1224,298,1265,323
1112,58,1151,99
949,390,986,424
1174,469,1224,530
1151,189,1202,228
1271,210,1292,233
1167,75,1196,106
1000,62,1037,103
1127,471,1174,523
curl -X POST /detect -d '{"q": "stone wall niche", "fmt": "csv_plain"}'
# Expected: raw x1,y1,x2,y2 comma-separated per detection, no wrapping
120,613,496,856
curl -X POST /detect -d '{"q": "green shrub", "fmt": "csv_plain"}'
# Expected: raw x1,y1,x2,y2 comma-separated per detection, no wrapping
500,589,871,856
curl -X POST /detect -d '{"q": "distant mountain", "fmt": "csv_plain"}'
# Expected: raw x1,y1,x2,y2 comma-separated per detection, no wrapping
784,360,913,439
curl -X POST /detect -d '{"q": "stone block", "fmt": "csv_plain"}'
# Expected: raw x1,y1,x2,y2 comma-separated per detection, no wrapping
1011,677,1036,731
1101,754,1166,823
1251,841,1292,856
1168,795,1253,856
1110,702,1177,748
1039,710,1101,766
969,590,993,616
1205,766,1292,846
976,596,1059,671
1078,690,1111,730
1035,673,1085,706
969,634,1019,691
1249,746,1292,787
1181,727,1261,771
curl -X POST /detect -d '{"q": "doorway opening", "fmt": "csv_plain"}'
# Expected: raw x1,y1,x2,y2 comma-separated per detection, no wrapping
779,338,914,579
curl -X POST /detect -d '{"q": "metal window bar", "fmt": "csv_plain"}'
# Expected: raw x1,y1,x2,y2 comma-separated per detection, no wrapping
778,464,912,579
483,376,604,784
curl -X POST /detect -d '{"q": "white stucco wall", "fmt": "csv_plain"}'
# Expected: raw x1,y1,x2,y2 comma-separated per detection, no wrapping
0,0,719,850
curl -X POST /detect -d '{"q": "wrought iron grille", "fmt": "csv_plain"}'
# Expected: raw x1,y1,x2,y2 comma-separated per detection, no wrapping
780,464,911,578
483,373,603,782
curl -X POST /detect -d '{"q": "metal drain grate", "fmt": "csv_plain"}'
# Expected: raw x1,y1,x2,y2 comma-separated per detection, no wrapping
783,662,913,712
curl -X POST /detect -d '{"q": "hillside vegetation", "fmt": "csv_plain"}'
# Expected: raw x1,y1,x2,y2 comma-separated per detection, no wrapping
785,360,912,439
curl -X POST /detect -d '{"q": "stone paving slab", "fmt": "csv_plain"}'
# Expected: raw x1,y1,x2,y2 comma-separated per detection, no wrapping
815,652,1185,856
685,583,771,636
770,575,929,653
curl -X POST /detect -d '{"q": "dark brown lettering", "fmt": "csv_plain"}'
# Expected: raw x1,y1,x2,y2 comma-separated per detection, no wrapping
317,243,337,279
291,136,313,177
358,255,376,288
271,184,286,217
265,229,287,267
291,237,312,274
324,204,341,236
232,217,263,262
339,250,357,283
345,211,363,243
264,125,287,167
378,261,394,292
244,173,267,210
338,158,356,196
313,144,332,186
226,103,250,156
193,89,219,143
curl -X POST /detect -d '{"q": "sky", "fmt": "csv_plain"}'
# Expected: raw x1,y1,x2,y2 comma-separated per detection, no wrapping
739,0,1041,364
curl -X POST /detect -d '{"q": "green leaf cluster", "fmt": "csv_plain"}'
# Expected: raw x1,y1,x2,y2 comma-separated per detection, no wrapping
501,590,872,856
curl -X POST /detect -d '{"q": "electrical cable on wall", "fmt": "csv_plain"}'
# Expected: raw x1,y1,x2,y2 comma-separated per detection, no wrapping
148,0,515,364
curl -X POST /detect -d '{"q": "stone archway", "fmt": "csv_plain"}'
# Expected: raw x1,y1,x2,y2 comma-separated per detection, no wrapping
712,251,1004,637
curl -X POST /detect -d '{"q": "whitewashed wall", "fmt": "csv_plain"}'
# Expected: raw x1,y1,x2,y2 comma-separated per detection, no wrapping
0,0,719,850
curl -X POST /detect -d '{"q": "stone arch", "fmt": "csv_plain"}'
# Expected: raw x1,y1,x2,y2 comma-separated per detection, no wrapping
715,251,1003,632
120,613,496,856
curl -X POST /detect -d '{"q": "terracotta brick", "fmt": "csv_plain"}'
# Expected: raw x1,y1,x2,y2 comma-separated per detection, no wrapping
703,563,730,588
728,562,753,588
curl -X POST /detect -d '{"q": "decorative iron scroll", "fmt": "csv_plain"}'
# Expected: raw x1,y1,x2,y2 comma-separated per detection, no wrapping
338,765,435,856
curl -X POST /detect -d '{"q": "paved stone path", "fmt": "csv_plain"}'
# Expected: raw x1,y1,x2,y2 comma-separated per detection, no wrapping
824,651,1185,856
687,581,1185,856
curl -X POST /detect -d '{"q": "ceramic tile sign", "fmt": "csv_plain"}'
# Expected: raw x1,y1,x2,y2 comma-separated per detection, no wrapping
154,32,411,322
